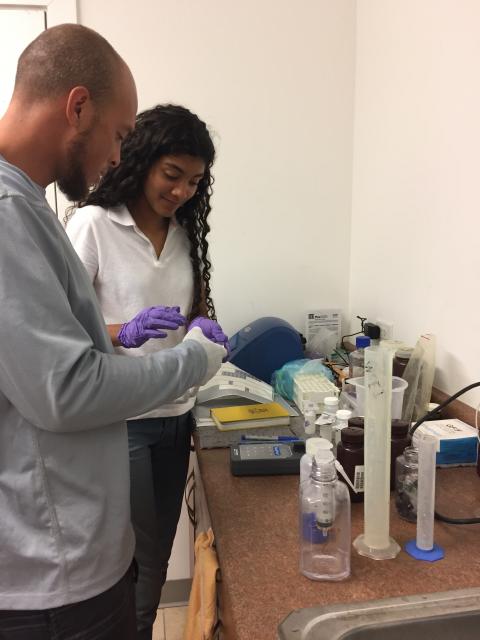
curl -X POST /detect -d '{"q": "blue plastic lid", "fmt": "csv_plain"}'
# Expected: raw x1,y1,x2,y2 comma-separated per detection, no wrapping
356,336,371,348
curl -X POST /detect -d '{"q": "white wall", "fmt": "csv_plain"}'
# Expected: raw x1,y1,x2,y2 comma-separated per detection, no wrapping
350,0,480,406
0,7,44,118
76,1,480,401
0,0,77,215
78,0,356,337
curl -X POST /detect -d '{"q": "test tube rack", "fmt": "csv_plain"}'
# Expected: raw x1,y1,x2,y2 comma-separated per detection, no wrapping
293,374,339,414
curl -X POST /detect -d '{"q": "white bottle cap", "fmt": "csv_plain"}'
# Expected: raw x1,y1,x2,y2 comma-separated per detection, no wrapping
324,396,339,407
336,409,352,420
317,438,333,450
305,437,323,455
305,437,332,455
314,449,334,464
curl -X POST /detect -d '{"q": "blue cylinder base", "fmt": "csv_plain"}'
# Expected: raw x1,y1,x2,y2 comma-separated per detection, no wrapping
405,540,445,562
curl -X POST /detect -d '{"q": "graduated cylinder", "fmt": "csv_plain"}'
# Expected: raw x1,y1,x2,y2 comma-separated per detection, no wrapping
353,345,400,560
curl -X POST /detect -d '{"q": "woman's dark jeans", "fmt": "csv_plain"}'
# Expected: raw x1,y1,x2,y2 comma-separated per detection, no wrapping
127,413,192,640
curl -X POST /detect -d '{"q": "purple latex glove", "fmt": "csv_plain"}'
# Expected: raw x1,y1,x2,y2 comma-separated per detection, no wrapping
118,305,186,348
187,317,230,359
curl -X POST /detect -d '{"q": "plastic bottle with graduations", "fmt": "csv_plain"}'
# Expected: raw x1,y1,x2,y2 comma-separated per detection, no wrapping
348,335,371,378
299,450,351,581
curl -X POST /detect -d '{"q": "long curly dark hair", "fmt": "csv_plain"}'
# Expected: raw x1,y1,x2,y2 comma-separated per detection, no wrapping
72,104,216,321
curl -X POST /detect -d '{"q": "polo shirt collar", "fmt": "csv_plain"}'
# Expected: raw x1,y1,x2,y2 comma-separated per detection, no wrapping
107,204,135,226
106,204,178,228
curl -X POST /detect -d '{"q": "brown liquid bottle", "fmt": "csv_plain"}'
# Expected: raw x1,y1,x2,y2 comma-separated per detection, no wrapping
337,427,365,503
392,347,414,378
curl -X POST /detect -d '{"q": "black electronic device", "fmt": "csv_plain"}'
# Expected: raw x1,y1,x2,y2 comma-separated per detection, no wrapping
230,441,305,476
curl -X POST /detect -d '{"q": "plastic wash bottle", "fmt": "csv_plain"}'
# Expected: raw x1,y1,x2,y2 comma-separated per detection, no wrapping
299,450,351,581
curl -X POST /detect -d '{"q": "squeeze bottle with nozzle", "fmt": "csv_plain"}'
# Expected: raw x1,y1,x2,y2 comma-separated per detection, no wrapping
299,450,351,581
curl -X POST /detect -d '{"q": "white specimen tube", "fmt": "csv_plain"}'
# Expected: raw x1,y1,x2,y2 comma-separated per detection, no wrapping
416,434,437,551
353,345,400,560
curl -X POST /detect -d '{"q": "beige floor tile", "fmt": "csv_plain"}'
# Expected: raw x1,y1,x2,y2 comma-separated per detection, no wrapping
152,608,165,640
164,605,188,640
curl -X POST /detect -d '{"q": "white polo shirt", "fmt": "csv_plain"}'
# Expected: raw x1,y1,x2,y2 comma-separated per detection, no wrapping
66,204,195,418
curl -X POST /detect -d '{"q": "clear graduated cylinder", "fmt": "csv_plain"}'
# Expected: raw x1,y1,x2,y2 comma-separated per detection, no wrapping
299,451,351,581
416,434,437,551
353,345,400,560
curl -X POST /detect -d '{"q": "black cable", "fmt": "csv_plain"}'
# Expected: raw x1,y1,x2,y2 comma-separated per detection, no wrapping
332,348,350,367
410,380,480,436
340,315,367,350
340,330,362,350
408,380,480,525
434,511,480,525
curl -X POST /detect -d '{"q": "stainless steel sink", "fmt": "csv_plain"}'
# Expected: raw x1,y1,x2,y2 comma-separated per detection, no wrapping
278,588,480,639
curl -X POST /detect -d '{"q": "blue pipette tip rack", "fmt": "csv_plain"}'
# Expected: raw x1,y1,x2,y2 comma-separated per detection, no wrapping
405,540,445,562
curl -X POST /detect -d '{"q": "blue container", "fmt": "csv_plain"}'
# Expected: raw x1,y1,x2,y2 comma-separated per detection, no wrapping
229,317,304,383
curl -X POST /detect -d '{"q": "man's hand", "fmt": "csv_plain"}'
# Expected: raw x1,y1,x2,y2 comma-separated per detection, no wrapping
187,317,230,358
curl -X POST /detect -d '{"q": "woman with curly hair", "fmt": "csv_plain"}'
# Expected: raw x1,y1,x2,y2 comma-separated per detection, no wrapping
66,104,228,640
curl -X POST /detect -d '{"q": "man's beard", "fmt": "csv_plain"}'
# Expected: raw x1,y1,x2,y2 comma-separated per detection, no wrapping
57,131,92,202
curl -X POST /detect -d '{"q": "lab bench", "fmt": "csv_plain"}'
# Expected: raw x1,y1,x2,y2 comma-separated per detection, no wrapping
193,438,480,640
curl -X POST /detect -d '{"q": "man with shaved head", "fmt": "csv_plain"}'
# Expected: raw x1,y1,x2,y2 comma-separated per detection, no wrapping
0,24,226,639
5,23,137,200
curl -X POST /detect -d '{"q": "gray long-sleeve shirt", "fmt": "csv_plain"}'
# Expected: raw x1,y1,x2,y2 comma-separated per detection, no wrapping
0,156,207,609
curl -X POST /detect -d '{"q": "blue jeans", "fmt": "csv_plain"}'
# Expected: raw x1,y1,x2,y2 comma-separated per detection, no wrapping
0,564,137,640
127,413,192,640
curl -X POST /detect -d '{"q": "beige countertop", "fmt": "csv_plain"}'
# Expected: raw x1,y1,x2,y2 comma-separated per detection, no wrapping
195,443,480,640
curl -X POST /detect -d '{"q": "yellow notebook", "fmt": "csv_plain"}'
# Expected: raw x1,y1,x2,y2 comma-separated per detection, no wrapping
210,402,290,431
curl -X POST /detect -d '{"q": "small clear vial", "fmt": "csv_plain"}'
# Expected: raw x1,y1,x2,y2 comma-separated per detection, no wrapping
300,450,351,581
318,396,339,442
304,407,317,436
